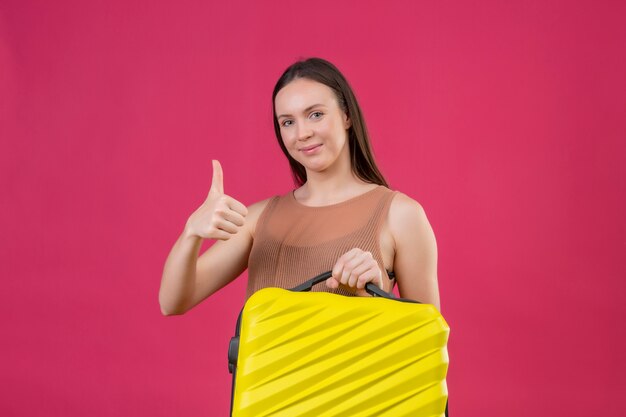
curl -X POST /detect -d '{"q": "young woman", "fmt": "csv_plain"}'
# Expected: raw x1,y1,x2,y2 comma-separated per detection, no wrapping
159,57,441,315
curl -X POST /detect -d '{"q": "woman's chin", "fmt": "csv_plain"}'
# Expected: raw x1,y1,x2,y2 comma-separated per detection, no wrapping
303,163,333,174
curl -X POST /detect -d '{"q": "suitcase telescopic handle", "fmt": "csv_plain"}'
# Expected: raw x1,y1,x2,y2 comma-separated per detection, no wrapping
288,270,421,303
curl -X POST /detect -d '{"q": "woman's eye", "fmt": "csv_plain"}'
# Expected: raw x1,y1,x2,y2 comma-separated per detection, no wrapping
281,112,322,127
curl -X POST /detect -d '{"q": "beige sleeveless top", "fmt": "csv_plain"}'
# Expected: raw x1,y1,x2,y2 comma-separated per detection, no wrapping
246,185,398,301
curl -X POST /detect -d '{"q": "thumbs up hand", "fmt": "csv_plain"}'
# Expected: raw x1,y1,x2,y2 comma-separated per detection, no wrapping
184,160,249,240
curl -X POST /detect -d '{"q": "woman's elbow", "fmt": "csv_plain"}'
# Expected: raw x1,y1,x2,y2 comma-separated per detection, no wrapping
159,299,189,316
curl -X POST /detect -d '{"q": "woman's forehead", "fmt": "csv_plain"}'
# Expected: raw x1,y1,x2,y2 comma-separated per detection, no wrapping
275,79,336,114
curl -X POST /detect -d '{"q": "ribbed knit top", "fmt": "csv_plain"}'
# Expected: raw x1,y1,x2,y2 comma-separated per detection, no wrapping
246,185,399,301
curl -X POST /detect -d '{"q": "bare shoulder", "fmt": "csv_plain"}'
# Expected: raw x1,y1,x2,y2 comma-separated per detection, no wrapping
388,192,426,226
387,192,433,243
246,196,275,215
245,196,276,238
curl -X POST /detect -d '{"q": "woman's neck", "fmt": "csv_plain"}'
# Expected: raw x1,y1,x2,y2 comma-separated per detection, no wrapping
295,171,376,206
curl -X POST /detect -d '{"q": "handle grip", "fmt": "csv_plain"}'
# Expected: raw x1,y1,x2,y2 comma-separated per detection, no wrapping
288,270,421,303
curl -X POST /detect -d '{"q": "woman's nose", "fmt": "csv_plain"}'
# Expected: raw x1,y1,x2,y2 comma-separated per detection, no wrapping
296,122,313,141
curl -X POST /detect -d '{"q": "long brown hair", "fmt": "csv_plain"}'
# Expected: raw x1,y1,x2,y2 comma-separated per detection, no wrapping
272,57,389,188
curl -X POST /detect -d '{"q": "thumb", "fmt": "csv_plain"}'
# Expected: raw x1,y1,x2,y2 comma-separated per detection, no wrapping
210,160,224,195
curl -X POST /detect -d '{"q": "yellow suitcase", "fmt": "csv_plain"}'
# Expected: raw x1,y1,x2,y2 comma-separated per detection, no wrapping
228,271,450,416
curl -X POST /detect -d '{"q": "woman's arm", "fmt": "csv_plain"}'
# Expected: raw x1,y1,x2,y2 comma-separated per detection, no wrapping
159,197,272,315
159,218,249,316
388,192,441,312
160,159,276,315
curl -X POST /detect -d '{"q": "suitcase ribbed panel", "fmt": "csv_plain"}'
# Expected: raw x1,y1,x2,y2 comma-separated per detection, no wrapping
232,288,449,417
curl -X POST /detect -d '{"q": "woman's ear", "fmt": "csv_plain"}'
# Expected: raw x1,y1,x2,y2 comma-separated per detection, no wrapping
344,113,351,129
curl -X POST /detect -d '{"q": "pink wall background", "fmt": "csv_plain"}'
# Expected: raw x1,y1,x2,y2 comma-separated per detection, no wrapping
1,0,625,415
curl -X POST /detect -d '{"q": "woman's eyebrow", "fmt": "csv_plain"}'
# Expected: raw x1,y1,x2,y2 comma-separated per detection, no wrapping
277,103,326,119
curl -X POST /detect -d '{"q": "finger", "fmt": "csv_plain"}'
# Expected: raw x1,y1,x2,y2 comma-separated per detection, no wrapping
210,228,233,241
348,262,371,287
220,208,246,227
225,195,249,217
346,256,374,287
341,251,370,285
326,277,339,289
214,218,239,234
210,160,224,195
331,262,343,280
357,269,383,290
332,248,361,279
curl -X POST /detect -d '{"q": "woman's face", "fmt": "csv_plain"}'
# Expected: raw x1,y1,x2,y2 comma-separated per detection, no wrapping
275,78,351,175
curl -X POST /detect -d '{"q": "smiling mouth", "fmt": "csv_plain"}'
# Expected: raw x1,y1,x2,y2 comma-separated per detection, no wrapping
300,144,322,151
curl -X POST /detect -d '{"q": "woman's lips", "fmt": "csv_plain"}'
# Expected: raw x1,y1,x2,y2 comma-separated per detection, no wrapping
301,144,322,154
